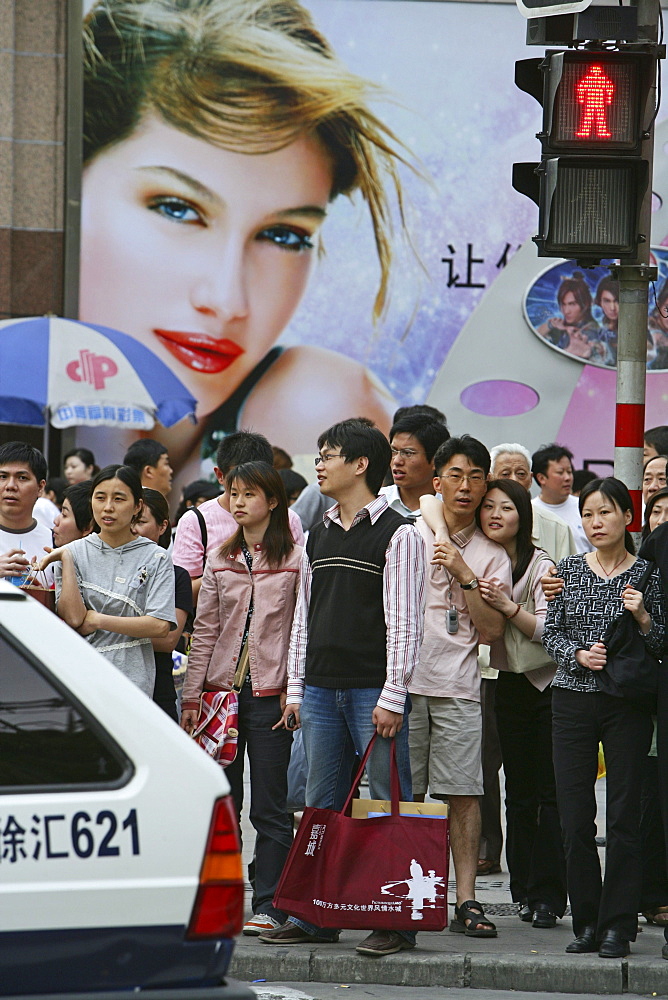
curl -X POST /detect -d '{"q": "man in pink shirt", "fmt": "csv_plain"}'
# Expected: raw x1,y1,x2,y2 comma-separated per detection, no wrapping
173,431,304,600
410,436,512,939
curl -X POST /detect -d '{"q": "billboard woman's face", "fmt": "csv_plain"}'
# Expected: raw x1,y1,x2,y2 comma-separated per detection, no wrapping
79,116,334,418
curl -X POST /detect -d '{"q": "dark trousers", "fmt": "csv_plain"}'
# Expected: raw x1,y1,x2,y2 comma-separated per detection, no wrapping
640,753,668,913
552,687,652,940
495,672,566,914
479,678,503,864
226,686,294,922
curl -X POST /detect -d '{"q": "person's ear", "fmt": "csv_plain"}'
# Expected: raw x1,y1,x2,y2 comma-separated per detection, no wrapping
355,456,369,477
535,472,546,488
143,464,154,483
624,508,633,527
433,475,441,493
213,466,226,487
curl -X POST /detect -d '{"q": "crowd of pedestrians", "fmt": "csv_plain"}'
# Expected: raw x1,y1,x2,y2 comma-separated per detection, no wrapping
3,417,668,960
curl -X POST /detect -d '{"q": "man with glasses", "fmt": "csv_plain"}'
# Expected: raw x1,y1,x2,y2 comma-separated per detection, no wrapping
260,419,426,957
409,436,512,939
380,413,450,518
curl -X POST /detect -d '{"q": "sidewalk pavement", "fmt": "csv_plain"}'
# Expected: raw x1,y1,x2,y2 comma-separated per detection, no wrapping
230,884,668,996
232,773,668,993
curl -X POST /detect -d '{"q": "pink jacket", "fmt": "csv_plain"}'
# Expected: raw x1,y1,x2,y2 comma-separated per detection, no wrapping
182,543,302,710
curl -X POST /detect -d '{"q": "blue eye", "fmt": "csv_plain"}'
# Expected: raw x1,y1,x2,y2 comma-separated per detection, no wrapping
148,197,204,225
257,226,314,252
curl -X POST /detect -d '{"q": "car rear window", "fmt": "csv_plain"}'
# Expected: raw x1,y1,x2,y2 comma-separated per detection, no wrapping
0,626,131,791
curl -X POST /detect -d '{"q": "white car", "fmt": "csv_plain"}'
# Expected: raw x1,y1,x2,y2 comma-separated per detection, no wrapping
0,582,253,1000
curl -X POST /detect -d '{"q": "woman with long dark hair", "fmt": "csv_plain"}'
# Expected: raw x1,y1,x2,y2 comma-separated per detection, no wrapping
543,477,666,958
180,461,302,936
476,479,566,930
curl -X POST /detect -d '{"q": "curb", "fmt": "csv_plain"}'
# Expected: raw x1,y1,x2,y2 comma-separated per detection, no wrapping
229,944,668,995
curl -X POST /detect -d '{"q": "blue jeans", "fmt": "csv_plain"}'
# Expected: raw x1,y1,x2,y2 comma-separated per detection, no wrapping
291,685,414,942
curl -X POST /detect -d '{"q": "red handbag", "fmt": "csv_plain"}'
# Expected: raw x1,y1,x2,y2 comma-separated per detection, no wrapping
274,734,449,931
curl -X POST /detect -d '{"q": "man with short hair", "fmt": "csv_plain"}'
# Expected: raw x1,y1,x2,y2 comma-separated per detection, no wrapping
123,439,173,496
172,430,304,599
409,436,512,938
531,444,591,553
260,419,426,957
0,441,54,586
381,413,450,518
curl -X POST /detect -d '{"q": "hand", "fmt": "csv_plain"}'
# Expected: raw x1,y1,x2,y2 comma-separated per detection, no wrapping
478,577,513,615
622,585,651,631
77,609,100,637
541,567,564,601
372,706,403,738
432,540,473,585
0,548,29,579
180,708,199,734
576,642,607,671
273,703,301,731
36,545,66,573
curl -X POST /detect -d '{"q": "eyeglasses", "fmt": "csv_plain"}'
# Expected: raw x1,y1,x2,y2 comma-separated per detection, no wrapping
391,447,421,460
314,452,344,467
441,472,486,485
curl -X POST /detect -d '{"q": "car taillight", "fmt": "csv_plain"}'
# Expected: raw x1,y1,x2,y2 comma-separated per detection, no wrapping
186,795,244,939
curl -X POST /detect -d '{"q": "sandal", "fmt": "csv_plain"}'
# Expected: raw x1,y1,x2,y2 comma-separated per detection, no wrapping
477,858,501,875
449,899,498,938
644,906,668,925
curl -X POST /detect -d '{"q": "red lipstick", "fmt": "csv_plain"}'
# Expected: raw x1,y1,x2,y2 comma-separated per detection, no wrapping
154,330,244,374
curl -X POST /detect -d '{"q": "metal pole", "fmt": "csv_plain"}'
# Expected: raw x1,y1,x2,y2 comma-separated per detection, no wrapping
611,0,659,531
611,263,656,531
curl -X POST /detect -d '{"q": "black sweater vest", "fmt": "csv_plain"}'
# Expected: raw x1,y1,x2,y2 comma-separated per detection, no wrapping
304,506,409,688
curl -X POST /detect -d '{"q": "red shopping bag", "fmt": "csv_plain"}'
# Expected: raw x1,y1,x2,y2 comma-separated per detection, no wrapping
274,734,449,931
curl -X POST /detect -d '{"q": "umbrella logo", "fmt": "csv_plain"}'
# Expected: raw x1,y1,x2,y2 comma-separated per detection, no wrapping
66,350,118,390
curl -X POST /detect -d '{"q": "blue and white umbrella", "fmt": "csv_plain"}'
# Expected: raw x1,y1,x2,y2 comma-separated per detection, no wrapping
0,316,197,438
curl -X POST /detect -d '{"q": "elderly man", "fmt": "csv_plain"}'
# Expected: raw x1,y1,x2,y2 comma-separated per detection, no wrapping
490,443,576,563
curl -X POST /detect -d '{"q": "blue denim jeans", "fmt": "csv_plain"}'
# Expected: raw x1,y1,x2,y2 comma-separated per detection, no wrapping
290,685,415,942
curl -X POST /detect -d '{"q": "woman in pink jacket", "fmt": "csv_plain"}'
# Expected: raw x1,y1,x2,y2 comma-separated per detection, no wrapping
180,461,302,937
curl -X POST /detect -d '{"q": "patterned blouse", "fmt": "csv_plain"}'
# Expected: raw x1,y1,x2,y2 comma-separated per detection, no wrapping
542,555,666,693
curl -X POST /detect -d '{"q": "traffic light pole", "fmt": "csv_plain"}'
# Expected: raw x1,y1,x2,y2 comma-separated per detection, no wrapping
611,0,659,531
611,262,657,530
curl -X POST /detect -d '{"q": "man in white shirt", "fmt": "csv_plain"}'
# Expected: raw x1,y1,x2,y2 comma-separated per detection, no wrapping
0,441,54,587
380,412,450,518
531,444,592,554
491,443,576,562
172,430,304,600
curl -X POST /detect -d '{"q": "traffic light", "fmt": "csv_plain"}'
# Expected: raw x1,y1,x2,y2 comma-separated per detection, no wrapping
513,48,658,262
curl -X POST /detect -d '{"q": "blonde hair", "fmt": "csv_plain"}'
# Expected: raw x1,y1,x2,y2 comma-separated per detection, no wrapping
84,0,411,319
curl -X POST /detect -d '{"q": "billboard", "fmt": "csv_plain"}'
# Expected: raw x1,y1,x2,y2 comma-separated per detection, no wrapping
77,0,668,486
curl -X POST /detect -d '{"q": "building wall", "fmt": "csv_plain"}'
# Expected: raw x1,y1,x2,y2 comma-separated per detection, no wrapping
0,0,66,322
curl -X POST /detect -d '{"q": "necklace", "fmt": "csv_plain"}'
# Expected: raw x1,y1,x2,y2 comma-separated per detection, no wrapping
594,551,628,578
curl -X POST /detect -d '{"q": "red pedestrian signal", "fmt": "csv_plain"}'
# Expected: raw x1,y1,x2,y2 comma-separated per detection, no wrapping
575,64,613,138
513,49,658,261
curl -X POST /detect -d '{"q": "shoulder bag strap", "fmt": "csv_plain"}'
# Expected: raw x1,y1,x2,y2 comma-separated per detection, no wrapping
189,506,208,570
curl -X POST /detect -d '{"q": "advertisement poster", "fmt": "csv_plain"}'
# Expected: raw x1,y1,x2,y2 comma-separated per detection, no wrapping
77,0,668,485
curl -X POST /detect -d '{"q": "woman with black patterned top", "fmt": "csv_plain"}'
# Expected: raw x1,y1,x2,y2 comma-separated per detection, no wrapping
543,477,666,960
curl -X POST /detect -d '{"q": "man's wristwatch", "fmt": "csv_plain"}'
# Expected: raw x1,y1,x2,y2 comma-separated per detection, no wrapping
460,578,479,591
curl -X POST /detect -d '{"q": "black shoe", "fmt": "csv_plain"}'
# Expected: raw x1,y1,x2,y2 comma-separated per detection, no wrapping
566,926,599,953
532,904,558,929
518,901,533,923
598,930,630,958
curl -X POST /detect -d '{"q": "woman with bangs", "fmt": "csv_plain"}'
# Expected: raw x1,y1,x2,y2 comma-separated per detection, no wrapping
181,461,302,937
80,0,411,480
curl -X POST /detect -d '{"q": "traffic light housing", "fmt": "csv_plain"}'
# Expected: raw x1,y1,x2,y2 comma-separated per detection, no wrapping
513,48,658,262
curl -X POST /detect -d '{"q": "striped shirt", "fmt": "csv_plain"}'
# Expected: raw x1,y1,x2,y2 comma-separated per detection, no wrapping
286,495,426,713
